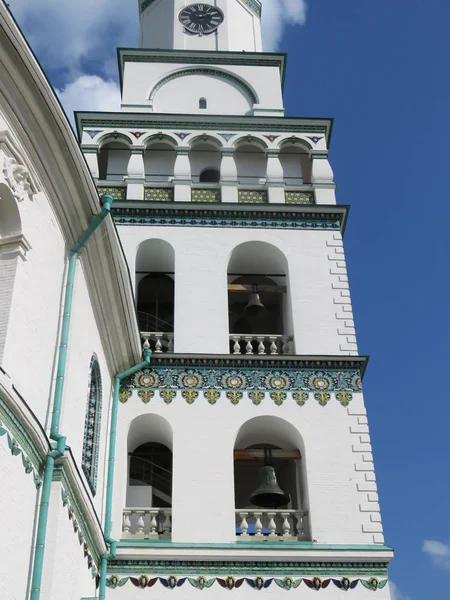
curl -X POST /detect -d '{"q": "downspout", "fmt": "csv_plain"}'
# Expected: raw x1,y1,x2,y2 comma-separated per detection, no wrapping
98,347,152,600
30,194,114,600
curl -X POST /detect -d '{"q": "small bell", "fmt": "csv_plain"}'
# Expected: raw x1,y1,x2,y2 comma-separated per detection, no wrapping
244,291,265,316
250,465,290,508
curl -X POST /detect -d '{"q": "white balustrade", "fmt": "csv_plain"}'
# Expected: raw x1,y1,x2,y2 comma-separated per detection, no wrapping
230,335,293,356
235,509,308,541
141,332,174,353
122,508,172,539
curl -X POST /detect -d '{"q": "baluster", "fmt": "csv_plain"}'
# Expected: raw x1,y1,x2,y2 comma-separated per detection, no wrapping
267,512,277,537
142,337,150,352
149,509,158,539
254,512,263,536
161,510,172,539
281,512,291,537
232,336,241,355
295,511,305,539
122,510,131,536
245,336,254,355
257,337,266,355
239,512,249,537
168,336,174,352
269,336,278,355
154,334,163,353
282,337,290,355
136,510,145,537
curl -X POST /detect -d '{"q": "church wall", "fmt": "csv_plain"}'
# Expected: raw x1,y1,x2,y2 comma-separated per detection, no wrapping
1,188,66,426
112,390,381,545
0,437,37,600
117,226,356,356
61,261,112,512
41,482,98,600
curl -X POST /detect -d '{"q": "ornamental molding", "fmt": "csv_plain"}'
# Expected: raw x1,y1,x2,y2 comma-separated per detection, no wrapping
112,204,348,232
0,233,31,260
104,574,389,591
0,130,39,201
149,67,259,105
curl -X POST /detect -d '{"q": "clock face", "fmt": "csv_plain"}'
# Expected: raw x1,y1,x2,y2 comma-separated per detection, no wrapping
179,4,224,35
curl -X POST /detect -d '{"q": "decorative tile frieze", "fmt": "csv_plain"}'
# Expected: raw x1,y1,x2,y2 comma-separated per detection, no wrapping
112,205,347,232
96,185,126,201
144,187,174,202
191,188,221,203
285,191,315,205
240,0,262,18
238,189,268,204
119,362,362,407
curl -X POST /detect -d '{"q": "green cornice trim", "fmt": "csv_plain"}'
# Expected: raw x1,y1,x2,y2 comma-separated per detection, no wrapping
116,541,392,551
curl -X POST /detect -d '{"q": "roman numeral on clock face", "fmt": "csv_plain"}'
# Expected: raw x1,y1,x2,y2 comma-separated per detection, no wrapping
179,3,224,35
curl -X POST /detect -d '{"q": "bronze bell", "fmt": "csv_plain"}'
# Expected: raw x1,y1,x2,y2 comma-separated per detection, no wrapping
250,465,290,508
244,292,265,316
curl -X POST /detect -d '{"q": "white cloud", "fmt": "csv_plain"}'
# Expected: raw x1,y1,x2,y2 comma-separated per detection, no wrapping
261,0,308,51
389,581,411,600
423,539,450,569
56,75,121,126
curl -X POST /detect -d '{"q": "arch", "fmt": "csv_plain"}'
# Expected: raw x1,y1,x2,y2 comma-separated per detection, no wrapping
277,136,313,151
189,136,222,183
227,242,293,353
97,132,133,149
199,168,220,183
142,133,178,148
234,138,267,185
144,141,177,183
278,138,313,185
188,134,223,149
97,139,131,181
81,355,102,495
234,134,269,150
136,239,175,345
233,416,310,539
0,183,23,363
127,414,173,511
199,97,207,109
149,67,259,105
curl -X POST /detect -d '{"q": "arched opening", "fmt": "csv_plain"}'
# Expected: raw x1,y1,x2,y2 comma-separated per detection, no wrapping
189,139,221,183
279,142,312,185
235,141,267,186
227,241,293,355
199,168,220,183
234,416,309,541
199,97,207,109
0,183,23,363
144,141,177,184
81,356,102,495
125,414,173,539
136,239,175,352
97,140,131,181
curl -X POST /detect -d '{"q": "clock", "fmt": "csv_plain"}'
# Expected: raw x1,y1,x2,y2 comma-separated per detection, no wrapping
179,3,224,35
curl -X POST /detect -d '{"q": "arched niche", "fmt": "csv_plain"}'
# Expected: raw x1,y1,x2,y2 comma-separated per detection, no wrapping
189,138,222,184
127,414,173,510
233,416,310,540
227,241,293,353
135,239,175,342
151,68,256,115
97,140,131,181
234,141,267,185
144,141,177,183
279,141,312,185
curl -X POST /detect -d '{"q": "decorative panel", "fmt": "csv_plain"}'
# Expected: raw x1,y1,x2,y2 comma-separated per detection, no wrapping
285,191,315,205
191,188,221,203
238,189,268,203
144,187,174,202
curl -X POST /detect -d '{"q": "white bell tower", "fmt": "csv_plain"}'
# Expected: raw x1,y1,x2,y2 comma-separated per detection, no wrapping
139,0,263,52
77,0,394,596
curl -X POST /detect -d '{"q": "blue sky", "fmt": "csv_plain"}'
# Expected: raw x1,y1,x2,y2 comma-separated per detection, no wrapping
7,1,450,598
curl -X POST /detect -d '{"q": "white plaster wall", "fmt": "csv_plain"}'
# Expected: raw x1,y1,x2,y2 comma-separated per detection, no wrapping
0,436,38,600
61,260,112,514
118,226,357,356
153,75,252,115
121,63,283,113
2,190,66,426
42,483,98,600
112,390,382,546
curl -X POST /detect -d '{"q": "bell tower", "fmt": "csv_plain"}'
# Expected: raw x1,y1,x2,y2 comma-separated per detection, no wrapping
77,0,394,596
139,0,263,52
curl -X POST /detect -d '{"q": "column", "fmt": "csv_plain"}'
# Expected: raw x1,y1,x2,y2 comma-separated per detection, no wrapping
173,147,191,202
310,151,336,204
126,146,145,201
220,149,238,203
265,149,285,203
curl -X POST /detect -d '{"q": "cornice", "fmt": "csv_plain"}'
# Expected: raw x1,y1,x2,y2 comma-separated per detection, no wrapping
112,201,348,234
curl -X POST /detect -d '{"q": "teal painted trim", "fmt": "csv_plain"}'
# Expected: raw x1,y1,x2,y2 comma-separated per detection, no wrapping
99,349,152,600
116,540,393,552
30,194,113,600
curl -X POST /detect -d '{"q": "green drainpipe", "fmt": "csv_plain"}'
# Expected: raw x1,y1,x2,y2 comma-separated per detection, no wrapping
29,194,114,600
98,348,152,600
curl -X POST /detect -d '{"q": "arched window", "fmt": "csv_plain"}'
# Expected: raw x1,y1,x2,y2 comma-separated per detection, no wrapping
199,168,220,183
82,356,102,495
199,97,207,109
